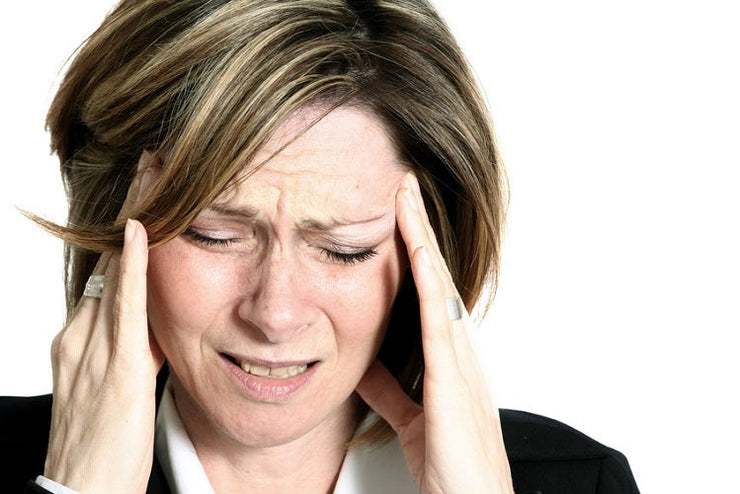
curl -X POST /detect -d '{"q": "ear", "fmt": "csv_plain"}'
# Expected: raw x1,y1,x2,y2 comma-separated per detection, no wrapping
136,149,163,197
118,150,163,220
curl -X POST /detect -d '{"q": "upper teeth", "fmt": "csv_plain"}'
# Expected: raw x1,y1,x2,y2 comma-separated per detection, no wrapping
239,360,308,378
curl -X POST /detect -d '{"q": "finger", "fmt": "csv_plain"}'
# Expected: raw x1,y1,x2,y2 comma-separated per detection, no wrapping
396,174,455,294
79,220,148,372
70,251,114,321
55,251,118,379
407,174,444,260
396,175,463,370
113,219,153,361
120,219,164,369
405,174,454,285
61,220,152,380
80,251,121,354
355,360,421,434
411,245,463,375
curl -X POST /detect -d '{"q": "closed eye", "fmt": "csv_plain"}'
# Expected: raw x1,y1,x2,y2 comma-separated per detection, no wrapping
321,248,378,265
183,227,239,247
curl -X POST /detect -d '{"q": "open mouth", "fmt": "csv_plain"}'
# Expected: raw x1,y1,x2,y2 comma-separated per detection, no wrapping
222,354,316,379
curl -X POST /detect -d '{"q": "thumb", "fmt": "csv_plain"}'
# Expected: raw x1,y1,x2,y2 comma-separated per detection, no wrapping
356,360,421,434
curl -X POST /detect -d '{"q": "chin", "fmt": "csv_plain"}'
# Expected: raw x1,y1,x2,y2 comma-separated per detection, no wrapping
171,369,360,450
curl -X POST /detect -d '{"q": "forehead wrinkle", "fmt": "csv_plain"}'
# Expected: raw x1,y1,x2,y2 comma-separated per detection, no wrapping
298,212,389,232
201,192,392,237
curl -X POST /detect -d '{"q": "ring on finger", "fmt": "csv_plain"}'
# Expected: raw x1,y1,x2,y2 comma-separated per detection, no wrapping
446,296,465,321
83,274,106,299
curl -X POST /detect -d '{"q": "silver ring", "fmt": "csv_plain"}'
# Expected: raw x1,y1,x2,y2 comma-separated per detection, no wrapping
83,274,105,299
446,297,464,321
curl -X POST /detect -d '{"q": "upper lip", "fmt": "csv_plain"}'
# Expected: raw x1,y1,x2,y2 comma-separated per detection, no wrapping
222,352,317,368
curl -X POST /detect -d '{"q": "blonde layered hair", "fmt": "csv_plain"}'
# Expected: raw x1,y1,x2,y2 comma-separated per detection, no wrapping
44,0,507,444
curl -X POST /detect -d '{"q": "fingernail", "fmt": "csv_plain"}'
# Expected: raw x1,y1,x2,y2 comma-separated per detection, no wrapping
405,187,419,213
124,218,136,244
408,173,422,195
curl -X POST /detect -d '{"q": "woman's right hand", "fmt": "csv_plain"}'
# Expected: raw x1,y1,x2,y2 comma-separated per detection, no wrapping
43,216,164,493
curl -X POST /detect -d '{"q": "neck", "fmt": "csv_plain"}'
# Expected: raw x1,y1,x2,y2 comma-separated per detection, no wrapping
171,378,359,494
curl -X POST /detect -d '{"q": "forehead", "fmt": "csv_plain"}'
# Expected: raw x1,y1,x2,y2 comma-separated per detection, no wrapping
219,106,406,220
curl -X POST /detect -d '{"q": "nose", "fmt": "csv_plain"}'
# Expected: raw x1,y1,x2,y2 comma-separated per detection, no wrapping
237,246,316,343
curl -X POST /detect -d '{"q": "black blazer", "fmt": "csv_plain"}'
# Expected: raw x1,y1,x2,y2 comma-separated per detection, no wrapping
1,393,639,494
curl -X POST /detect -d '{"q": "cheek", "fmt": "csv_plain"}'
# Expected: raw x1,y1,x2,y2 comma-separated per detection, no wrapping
146,240,238,349
323,237,406,349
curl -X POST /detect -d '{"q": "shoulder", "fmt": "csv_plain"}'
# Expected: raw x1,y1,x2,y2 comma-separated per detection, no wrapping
500,409,640,493
0,395,53,492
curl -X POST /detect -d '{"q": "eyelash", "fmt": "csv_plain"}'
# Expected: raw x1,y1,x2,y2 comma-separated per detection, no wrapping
183,228,378,265
321,248,378,265
183,228,238,247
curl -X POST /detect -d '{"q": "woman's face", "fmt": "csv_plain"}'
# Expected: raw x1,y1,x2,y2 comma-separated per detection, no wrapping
147,106,408,449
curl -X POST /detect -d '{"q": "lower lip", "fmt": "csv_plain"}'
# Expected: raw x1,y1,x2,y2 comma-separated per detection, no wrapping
220,354,319,402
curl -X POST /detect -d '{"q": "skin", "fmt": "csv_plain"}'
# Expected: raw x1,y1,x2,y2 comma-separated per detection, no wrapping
43,105,514,493
147,106,408,491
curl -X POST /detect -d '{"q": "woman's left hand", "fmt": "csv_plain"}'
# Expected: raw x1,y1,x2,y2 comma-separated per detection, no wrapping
356,173,514,494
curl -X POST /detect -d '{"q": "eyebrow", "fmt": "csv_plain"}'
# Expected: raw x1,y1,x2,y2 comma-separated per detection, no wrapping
207,203,260,219
205,203,388,231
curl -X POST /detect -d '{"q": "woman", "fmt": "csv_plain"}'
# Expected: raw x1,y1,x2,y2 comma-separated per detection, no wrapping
0,0,639,492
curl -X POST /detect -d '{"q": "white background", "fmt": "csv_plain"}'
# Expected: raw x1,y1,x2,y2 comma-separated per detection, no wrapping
1,1,738,492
